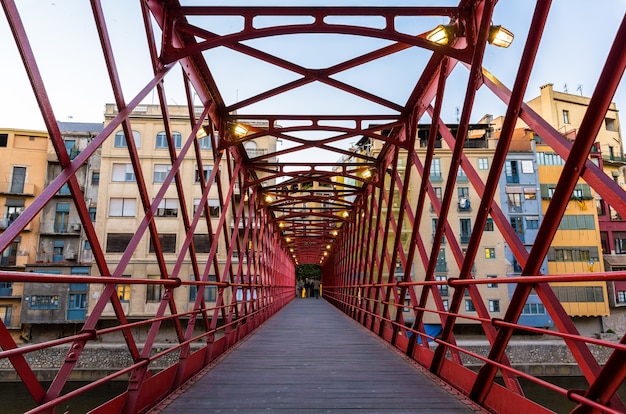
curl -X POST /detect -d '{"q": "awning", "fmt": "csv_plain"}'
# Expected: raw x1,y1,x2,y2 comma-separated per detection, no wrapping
603,255,626,267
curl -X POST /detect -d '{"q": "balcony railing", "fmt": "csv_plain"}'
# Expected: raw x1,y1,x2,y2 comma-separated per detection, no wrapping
0,182,36,195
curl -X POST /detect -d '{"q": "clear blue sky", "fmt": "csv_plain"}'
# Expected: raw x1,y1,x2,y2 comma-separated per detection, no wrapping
0,1,624,156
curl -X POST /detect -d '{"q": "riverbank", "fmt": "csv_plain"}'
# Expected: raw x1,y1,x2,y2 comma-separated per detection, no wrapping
0,337,616,381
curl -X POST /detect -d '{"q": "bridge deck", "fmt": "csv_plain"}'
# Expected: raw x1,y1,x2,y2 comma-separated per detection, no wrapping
153,299,479,413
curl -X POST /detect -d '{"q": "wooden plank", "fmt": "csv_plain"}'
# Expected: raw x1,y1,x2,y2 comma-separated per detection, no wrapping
155,299,478,413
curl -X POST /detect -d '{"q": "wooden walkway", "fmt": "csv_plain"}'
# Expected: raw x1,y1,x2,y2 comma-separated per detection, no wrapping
154,299,479,413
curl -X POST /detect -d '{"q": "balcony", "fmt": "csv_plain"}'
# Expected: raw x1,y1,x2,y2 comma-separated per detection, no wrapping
0,182,36,196
430,173,443,183
603,154,626,165
460,234,471,244
506,175,520,184
245,148,268,158
0,218,32,232
457,198,471,212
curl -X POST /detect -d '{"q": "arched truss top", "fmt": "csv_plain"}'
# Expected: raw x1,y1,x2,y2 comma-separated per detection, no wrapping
161,5,475,65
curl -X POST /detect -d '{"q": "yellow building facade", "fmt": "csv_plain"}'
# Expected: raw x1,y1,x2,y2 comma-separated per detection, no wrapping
525,84,612,318
0,128,48,337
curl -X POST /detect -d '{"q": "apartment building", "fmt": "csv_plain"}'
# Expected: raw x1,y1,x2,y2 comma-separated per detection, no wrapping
498,129,551,328
0,128,48,340
92,104,275,339
23,122,102,335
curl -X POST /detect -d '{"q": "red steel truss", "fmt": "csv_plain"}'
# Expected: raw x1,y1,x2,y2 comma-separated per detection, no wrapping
1,0,625,413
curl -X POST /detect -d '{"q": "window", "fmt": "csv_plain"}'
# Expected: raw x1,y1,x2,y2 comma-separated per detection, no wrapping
28,295,60,309
85,206,96,222
54,203,70,233
52,240,64,263
510,217,524,237
617,291,626,304
563,110,570,124
67,282,87,320
442,300,449,312
199,135,212,149
460,218,471,243
433,187,442,202
485,248,496,259
0,305,12,326
432,218,445,243
146,275,164,302
524,191,536,200
522,303,546,314
83,240,92,263
484,218,494,231
208,200,220,217
435,275,448,296
155,131,182,149
505,161,519,183
489,300,500,312
192,234,212,253
114,130,140,148
64,140,79,160
156,199,178,217
457,167,468,182
557,215,595,231
195,167,213,184
615,234,626,254
117,275,131,302
597,199,606,216
553,286,604,303
478,158,489,170
91,171,100,185
109,198,136,217
548,247,599,263
507,193,522,212
465,299,475,312
605,117,617,132
526,216,539,229
111,163,136,182
153,164,171,183
189,275,217,302
430,159,442,180
0,282,13,296
435,248,447,272
5,199,24,225
0,133,7,147
537,152,565,166
106,233,133,253
520,160,534,174
487,275,498,288
149,234,177,253
10,166,26,193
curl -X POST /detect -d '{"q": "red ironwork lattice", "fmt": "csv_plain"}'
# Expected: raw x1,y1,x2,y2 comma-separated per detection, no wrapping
0,1,625,413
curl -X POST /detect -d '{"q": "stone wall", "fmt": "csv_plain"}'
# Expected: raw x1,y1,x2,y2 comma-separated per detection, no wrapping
0,340,615,381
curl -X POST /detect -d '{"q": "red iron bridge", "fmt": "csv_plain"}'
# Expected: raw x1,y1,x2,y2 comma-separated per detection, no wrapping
1,1,625,413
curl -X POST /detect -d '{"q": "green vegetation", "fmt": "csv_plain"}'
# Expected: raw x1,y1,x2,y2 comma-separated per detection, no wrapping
296,264,321,281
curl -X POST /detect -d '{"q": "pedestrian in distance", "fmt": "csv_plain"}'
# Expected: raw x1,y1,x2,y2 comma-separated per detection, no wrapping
313,279,321,299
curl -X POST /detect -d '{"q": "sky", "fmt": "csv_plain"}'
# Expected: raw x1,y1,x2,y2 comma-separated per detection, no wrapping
0,1,624,160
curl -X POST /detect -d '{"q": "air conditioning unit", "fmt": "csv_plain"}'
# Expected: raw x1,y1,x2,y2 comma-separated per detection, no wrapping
71,223,81,232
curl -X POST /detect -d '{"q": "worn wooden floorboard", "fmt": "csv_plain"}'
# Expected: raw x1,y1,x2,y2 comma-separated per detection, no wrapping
156,299,478,413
